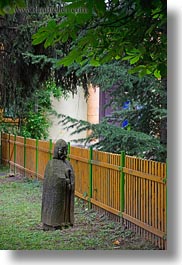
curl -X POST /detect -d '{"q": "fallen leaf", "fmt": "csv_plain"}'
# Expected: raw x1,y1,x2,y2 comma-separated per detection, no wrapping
113,240,120,245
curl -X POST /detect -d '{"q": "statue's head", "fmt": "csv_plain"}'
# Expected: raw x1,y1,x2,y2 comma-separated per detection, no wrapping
53,139,68,160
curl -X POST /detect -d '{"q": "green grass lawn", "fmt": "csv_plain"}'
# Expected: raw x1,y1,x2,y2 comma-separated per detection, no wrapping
0,169,159,250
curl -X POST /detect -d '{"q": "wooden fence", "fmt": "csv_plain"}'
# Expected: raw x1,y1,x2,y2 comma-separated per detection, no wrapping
1,133,167,249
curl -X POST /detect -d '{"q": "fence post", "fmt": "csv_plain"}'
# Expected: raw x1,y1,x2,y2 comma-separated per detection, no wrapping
14,134,16,174
49,139,53,160
24,137,26,177
88,146,93,209
120,151,125,217
36,139,38,179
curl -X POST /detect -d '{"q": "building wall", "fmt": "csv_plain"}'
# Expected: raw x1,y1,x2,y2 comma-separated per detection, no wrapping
48,85,100,144
48,87,87,143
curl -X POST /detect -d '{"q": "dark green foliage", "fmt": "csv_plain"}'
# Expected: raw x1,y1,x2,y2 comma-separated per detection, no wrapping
0,6,53,113
0,0,91,115
18,81,63,139
0,122,18,135
89,62,167,139
30,0,167,152
0,0,167,158
0,1,73,138
58,61,167,162
0,78,63,139
0,0,26,15
32,0,167,79
58,114,166,162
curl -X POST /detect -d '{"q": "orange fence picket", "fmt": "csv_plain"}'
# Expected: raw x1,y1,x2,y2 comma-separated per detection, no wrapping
91,150,121,216
37,140,51,179
122,156,167,249
1,133,167,249
69,146,90,201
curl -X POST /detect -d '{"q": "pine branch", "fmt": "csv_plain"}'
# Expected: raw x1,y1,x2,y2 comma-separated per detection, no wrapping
57,114,166,161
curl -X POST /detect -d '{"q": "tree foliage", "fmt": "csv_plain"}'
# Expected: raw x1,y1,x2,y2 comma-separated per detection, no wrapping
89,62,167,139
0,1,68,139
0,0,90,112
29,0,166,161
0,0,26,15
56,60,166,161
0,79,63,139
0,4,53,112
32,0,167,79
0,0,89,137
19,80,63,139
59,113,166,162
0,0,167,160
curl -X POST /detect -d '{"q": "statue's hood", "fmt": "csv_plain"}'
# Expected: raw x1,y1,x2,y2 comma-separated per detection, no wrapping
53,139,68,159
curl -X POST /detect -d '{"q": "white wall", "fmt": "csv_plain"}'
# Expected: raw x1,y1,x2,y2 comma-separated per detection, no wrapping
48,87,87,143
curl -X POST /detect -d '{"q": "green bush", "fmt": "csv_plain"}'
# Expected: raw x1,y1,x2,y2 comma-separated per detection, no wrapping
20,111,50,139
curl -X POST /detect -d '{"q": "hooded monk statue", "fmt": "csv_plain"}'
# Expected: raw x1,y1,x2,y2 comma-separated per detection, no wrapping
41,139,75,231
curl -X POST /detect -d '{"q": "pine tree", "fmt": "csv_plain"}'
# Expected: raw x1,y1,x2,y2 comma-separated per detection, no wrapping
58,62,167,162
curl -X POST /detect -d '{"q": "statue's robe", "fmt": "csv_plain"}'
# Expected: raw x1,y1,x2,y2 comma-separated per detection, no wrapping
41,158,75,228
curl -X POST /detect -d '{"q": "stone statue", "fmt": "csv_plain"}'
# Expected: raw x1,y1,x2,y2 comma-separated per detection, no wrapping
41,139,75,231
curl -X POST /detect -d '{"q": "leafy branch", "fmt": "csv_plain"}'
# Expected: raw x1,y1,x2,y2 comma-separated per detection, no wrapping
58,114,166,161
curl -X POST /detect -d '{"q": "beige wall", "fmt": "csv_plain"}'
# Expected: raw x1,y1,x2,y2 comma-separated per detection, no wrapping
48,85,100,144
48,87,87,143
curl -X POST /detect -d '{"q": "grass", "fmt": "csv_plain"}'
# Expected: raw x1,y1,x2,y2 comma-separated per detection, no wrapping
0,168,159,250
